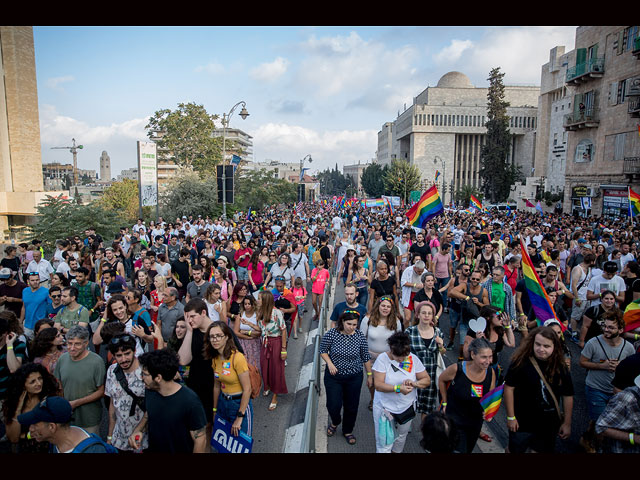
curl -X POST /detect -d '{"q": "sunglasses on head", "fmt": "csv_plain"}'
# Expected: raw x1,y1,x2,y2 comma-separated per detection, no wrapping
110,334,134,346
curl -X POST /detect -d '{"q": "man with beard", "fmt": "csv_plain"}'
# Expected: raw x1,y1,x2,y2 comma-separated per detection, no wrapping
130,348,207,453
579,314,635,453
105,333,147,452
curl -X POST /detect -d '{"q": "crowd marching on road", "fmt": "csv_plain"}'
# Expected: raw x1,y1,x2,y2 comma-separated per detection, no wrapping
1,196,640,455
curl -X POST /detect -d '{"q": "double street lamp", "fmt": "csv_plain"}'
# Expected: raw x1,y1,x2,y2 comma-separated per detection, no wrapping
221,101,249,219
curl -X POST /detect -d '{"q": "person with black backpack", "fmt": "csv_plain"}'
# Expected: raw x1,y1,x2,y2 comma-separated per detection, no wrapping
105,333,147,452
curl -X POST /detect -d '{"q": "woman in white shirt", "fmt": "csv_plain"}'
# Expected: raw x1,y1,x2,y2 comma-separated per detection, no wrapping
205,283,227,323
372,331,430,453
233,295,262,374
360,295,402,410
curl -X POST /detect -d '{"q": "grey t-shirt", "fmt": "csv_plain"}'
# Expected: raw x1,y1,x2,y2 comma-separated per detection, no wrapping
582,335,635,393
368,238,386,263
186,281,210,301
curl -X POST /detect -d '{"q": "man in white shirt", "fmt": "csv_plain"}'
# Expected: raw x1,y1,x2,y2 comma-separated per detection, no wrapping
332,215,342,233
26,250,54,288
619,242,635,271
586,261,626,308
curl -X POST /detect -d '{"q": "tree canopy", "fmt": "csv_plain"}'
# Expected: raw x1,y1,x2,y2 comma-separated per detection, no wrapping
383,160,421,204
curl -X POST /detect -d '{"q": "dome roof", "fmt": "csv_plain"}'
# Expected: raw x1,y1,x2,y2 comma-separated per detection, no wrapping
436,71,474,89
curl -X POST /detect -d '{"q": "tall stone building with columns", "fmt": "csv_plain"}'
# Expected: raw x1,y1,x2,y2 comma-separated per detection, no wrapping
376,71,539,205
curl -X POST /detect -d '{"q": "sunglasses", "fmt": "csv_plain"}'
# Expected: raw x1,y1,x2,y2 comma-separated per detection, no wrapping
110,334,134,345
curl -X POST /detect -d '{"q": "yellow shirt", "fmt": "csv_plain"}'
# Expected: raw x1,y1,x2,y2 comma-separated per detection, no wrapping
212,351,249,395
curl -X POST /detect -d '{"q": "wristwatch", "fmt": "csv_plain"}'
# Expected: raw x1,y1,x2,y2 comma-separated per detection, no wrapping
237,410,246,418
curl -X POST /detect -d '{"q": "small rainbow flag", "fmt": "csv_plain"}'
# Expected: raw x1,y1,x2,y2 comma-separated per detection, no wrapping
435,170,441,182
629,187,640,217
520,239,563,330
623,298,640,332
398,356,413,372
470,195,483,211
479,383,504,420
405,185,444,229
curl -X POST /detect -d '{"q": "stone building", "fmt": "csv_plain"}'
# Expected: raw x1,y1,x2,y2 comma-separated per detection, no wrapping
0,26,65,240
376,71,539,205
343,160,372,197
100,150,111,181
561,26,640,217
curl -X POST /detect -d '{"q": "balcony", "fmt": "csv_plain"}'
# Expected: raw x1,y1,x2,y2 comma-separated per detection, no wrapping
624,157,640,177
563,107,599,130
629,97,640,117
565,57,605,85
633,36,640,59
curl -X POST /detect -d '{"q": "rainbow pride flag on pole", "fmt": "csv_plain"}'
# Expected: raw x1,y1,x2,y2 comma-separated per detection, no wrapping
519,239,563,330
405,185,444,229
479,383,504,420
623,298,640,332
629,187,640,217
470,195,483,211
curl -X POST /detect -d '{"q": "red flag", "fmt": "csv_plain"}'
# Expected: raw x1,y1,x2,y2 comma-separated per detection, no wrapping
524,199,535,208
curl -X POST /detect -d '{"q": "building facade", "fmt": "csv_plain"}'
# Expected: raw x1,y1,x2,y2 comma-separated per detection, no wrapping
0,26,65,240
343,160,372,197
562,26,640,217
377,71,539,205
100,151,111,181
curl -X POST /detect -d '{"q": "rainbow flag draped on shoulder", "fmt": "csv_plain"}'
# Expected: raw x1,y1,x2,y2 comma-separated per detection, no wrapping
519,239,563,330
405,185,444,229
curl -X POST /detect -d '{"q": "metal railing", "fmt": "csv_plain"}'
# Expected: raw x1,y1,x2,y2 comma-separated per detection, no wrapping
299,262,335,453
628,97,640,114
565,57,605,83
624,157,640,174
563,107,599,127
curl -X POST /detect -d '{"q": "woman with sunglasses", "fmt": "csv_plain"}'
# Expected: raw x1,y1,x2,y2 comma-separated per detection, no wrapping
31,327,66,375
264,253,293,290
320,310,372,446
93,294,145,357
360,295,402,410
205,321,254,440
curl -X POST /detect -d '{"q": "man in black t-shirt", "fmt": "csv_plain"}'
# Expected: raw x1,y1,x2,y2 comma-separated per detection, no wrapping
171,248,192,300
132,349,207,453
0,268,26,317
409,232,429,264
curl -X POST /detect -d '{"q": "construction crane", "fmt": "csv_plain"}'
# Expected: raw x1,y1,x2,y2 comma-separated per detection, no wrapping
51,138,83,187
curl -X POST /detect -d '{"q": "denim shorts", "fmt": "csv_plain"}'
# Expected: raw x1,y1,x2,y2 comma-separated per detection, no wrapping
584,385,612,421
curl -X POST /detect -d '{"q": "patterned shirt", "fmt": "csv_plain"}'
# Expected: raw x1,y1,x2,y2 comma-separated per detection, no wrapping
320,328,371,376
595,386,640,453
260,308,286,339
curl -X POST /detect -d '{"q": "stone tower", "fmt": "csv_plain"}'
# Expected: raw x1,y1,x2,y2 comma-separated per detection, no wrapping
100,150,111,181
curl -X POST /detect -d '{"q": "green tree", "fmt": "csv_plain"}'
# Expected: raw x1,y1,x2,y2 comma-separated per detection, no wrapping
29,194,125,252
479,67,521,203
234,168,297,211
160,171,221,221
145,102,225,177
97,179,142,223
383,160,421,204
361,163,387,198
455,184,483,206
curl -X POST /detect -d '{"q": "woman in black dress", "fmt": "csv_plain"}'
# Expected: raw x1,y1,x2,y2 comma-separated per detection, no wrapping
368,260,398,313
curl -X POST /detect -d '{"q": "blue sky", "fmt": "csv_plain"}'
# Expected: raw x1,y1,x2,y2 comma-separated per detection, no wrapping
34,26,577,178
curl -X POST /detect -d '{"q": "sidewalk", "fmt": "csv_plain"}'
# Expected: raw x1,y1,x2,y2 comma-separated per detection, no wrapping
314,279,504,453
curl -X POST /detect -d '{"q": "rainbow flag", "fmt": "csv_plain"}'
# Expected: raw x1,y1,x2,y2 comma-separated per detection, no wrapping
405,185,443,228
519,239,563,330
470,195,483,211
384,197,394,215
629,187,640,217
435,170,441,182
623,298,640,332
479,383,504,420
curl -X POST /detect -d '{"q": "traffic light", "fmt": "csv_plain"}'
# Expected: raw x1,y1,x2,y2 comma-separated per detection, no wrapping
217,165,234,204
297,183,306,202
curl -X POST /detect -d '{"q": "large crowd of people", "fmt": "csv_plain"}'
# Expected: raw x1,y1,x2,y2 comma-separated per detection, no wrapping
0,200,639,454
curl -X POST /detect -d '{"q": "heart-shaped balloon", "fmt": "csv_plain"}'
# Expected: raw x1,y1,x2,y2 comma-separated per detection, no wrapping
469,316,487,334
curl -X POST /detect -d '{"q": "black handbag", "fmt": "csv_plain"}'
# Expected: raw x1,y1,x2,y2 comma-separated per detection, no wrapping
391,404,416,425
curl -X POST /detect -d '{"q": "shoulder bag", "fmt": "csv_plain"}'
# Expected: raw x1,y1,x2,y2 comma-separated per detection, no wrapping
529,357,563,422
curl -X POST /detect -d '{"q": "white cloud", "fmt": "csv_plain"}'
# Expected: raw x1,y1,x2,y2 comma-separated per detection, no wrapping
249,57,289,83
194,62,226,75
45,75,74,91
252,122,377,171
433,39,474,64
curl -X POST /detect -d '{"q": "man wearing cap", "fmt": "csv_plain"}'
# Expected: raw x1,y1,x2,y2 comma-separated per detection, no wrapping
18,396,110,453
0,267,26,317
54,326,105,434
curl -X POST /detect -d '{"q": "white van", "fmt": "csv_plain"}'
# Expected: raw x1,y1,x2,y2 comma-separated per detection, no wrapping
486,203,517,211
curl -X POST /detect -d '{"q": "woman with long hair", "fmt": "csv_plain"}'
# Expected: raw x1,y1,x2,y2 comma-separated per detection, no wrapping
257,290,288,411
2,363,62,452
233,295,262,374
204,320,254,439
404,301,445,419
504,326,574,453
438,337,496,453
212,267,233,303
31,327,66,375
204,283,227,323
227,282,249,327
247,250,265,293
463,305,516,375
347,254,371,307
199,255,213,282
360,295,402,410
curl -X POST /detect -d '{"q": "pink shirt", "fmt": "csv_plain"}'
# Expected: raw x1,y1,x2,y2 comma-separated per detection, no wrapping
292,286,307,305
311,267,330,294
432,252,451,279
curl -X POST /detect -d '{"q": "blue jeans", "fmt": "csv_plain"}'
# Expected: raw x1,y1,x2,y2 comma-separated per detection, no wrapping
436,276,450,310
324,369,363,434
584,385,612,422
216,393,253,438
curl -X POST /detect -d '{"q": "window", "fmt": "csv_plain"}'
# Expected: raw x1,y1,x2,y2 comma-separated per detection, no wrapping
575,139,594,163
618,79,628,104
614,133,626,161
625,26,639,51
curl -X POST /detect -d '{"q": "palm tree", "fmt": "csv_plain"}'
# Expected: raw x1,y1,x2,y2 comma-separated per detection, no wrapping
455,184,483,207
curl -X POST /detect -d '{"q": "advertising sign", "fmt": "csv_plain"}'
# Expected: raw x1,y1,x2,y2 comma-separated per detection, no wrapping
137,141,158,207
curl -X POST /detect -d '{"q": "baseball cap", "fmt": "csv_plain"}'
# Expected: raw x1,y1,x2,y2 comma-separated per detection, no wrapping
17,396,73,426
603,261,618,273
0,267,12,279
577,238,587,244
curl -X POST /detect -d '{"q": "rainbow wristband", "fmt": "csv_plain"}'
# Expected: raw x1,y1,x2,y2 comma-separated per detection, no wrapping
394,385,401,393
630,433,635,445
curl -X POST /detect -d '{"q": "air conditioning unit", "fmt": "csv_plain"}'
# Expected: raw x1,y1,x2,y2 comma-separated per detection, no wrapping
586,187,600,197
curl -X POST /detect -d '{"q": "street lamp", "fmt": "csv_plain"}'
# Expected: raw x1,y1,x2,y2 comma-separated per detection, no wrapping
299,154,312,202
434,156,446,205
221,101,249,220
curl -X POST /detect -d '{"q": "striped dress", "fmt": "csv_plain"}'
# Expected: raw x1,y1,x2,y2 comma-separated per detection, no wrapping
405,325,442,414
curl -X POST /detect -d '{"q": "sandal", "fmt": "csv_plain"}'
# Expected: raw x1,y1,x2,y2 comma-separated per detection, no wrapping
268,401,278,411
344,433,356,445
263,389,270,397
479,432,492,442
327,424,337,437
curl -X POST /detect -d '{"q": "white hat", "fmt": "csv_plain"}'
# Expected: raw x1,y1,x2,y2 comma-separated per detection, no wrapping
0,268,12,279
